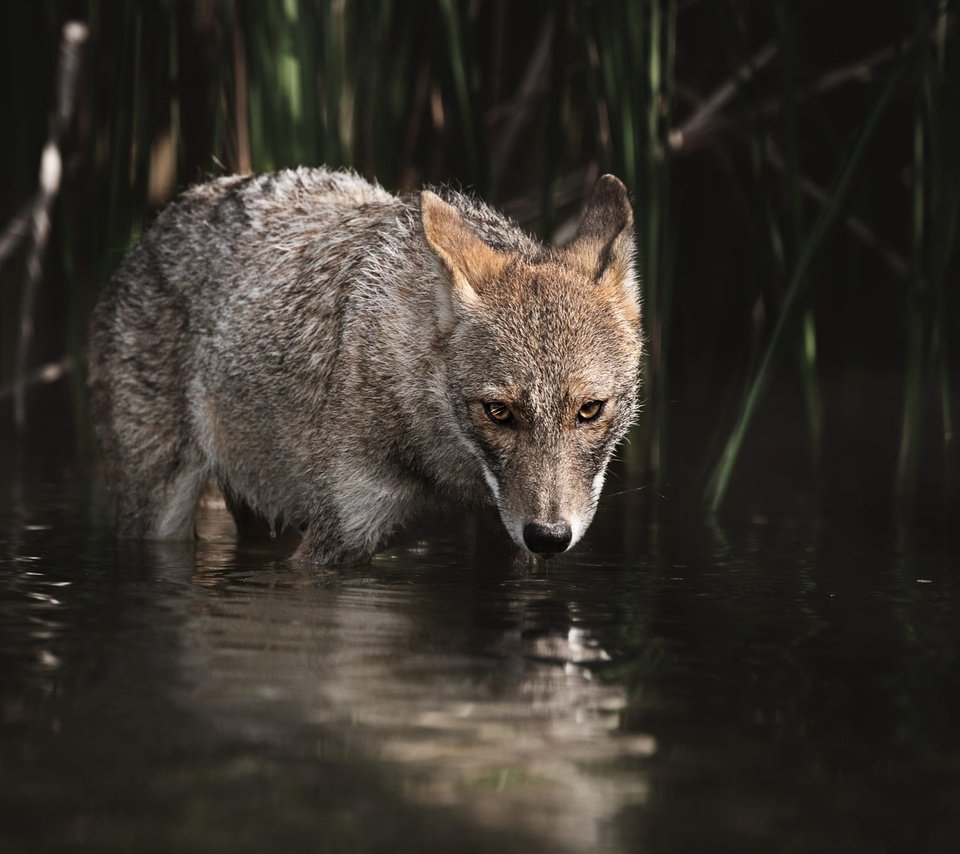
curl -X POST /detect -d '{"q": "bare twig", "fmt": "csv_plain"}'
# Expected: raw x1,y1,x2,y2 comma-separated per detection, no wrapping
669,16,955,155
0,358,72,402
13,21,87,431
668,40,778,152
0,194,38,271
765,138,909,278
798,14,953,104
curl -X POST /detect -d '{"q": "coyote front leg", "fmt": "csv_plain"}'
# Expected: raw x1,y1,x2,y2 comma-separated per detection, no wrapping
296,474,419,566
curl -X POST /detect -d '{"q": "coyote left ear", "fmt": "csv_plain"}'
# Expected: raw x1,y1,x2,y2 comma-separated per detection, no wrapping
565,175,640,326
421,191,507,308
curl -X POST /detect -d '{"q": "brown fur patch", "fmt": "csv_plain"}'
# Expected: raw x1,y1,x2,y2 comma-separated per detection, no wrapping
420,190,509,305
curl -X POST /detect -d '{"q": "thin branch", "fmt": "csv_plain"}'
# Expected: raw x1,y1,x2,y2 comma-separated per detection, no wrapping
765,138,909,279
669,16,955,155
13,21,87,431
799,14,953,104
668,40,778,152
0,358,72,402
0,194,38,271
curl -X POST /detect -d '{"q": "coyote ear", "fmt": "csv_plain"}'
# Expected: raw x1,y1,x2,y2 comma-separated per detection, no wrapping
565,175,640,326
421,191,506,308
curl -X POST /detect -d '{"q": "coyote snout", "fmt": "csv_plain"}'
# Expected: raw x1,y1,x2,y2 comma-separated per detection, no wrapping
476,429,620,558
90,167,642,564
432,176,642,558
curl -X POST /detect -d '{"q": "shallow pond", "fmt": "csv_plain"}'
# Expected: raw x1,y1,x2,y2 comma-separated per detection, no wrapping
2,444,959,853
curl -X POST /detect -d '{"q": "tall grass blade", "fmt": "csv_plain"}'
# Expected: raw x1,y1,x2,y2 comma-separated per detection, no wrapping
706,62,906,513
775,1,823,464
897,0,959,507
896,41,928,508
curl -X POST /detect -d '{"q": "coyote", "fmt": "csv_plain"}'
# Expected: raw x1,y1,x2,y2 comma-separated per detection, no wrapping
89,168,642,564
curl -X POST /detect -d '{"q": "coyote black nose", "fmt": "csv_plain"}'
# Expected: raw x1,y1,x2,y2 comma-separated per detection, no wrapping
523,521,572,555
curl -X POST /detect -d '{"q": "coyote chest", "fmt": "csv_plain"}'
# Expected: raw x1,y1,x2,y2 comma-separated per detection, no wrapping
89,168,642,564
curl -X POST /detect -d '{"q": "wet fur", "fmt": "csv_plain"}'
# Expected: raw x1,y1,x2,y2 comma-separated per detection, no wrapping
89,168,642,564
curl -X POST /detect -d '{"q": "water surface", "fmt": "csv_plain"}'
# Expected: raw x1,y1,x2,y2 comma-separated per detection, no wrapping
1,449,959,852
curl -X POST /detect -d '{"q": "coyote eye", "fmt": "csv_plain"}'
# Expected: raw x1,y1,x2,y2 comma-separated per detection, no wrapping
484,401,514,425
577,400,605,422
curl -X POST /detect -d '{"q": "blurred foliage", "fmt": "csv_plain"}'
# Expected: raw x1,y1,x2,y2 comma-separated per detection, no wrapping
1,0,957,517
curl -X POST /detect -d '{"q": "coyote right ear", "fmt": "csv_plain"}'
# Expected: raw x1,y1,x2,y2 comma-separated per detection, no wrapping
564,175,640,326
421,191,507,308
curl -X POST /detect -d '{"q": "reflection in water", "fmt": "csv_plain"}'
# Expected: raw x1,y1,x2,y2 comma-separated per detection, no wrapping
2,453,960,853
183,506,654,851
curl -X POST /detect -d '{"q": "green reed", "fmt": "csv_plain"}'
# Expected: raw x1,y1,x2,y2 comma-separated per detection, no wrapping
705,60,906,512
1,0,956,514
896,0,958,509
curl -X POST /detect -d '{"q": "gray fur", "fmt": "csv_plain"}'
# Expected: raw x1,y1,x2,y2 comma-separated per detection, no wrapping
89,167,642,564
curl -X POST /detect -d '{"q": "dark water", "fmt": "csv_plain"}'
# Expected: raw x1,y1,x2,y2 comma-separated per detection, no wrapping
2,447,960,853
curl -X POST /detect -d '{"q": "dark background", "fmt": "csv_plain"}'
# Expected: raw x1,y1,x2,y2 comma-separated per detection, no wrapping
1,0,957,523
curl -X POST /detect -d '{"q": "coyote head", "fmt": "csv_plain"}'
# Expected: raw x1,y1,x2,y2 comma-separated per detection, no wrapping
422,175,642,556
